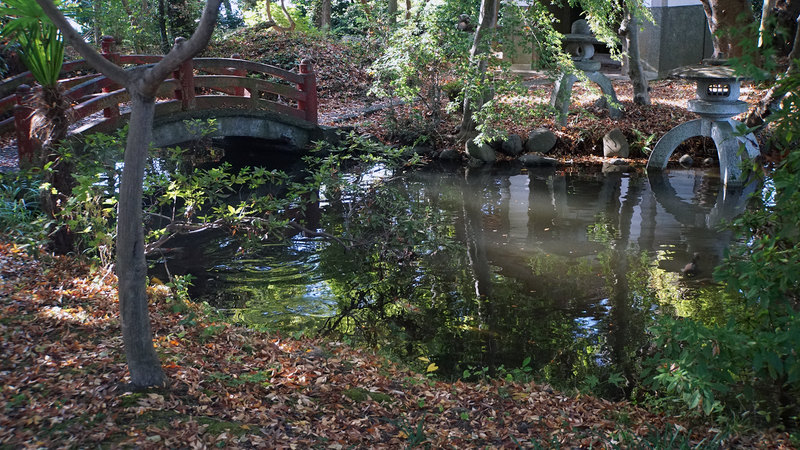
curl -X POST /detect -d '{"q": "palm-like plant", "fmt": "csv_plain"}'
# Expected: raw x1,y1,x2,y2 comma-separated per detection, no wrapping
0,0,69,155
2,0,76,252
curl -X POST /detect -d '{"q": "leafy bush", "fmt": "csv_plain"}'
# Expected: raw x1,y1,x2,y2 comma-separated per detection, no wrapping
643,64,800,428
0,171,47,246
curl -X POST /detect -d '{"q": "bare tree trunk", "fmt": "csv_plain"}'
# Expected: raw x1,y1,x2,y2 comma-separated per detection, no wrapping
699,0,754,58
92,0,102,45
388,0,397,24
759,0,778,47
158,0,170,53
37,0,223,390
619,5,650,105
457,0,498,138
117,92,166,387
319,0,331,30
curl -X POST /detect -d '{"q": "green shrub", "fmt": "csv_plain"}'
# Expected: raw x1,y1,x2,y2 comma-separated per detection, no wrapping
643,63,800,428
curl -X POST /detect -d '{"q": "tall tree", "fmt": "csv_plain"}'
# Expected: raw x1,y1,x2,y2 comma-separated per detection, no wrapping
619,2,650,105
319,0,331,29
457,0,498,138
34,0,223,389
699,0,755,58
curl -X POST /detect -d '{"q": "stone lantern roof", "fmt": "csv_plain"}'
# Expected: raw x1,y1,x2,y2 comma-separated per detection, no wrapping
561,19,601,45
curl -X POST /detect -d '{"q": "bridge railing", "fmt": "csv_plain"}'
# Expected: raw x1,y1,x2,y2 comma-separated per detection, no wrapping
1,36,318,166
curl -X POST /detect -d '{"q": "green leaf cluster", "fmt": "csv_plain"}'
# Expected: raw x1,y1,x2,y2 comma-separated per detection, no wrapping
0,0,65,87
643,65,800,426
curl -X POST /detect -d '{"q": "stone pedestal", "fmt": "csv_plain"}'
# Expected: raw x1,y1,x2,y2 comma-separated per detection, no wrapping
550,20,621,127
646,63,760,187
636,4,714,80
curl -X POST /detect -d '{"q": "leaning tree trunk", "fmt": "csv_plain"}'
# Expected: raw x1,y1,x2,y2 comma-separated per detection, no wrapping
699,0,754,58
37,0,223,390
117,92,167,388
457,0,498,138
620,4,650,105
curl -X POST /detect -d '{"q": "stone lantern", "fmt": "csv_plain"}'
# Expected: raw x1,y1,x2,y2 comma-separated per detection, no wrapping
550,19,621,127
645,61,760,187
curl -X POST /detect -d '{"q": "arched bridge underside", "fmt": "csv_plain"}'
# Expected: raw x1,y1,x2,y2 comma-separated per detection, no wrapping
74,106,337,151
1,38,339,164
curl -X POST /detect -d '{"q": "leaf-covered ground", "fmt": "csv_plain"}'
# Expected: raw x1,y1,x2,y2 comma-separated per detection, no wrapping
1,240,796,449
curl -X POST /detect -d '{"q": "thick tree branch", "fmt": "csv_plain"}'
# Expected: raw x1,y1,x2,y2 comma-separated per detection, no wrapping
145,0,223,88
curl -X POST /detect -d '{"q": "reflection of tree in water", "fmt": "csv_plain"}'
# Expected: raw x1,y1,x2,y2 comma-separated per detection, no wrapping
208,161,749,398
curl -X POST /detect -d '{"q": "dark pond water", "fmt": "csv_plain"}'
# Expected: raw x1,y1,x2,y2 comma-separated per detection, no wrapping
182,160,756,395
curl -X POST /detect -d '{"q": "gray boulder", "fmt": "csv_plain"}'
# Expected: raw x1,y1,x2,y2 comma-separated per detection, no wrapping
465,139,496,163
500,134,524,157
519,154,559,167
603,128,629,158
679,154,693,167
438,148,461,161
524,128,557,154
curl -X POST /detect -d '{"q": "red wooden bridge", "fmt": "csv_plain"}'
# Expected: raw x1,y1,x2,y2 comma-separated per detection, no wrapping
0,37,321,166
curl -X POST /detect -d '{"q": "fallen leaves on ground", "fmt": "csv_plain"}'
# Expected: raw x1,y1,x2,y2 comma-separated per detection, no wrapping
0,240,795,449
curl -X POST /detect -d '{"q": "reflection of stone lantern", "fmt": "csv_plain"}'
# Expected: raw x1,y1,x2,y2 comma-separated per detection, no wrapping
646,62,759,187
549,20,621,127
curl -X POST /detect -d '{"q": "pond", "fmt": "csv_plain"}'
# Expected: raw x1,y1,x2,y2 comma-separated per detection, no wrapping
173,158,756,397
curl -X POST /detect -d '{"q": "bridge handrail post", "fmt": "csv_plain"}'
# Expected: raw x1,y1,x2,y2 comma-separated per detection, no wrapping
173,37,196,111
231,53,248,97
14,84,39,169
100,36,121,120
298,59,318,124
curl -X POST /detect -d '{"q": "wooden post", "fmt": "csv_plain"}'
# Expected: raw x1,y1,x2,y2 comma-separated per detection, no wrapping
298,59,318,124
173,37,196,111
14,84,38,169
231,53,248,97
100,36,121,120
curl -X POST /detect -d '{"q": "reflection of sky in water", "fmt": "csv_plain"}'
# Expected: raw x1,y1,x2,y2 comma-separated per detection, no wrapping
573,298,610,338
204,165,756,380
259,282,337,318
319,164,392,207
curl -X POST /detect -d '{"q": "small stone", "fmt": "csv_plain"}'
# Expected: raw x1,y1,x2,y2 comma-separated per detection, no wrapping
500,134,524,157
524,128,557,154
679,154,693,167
702,157,715,167
465,139,496,163
438,148,460,161
519,154,559,167
603,128,629,158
